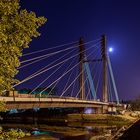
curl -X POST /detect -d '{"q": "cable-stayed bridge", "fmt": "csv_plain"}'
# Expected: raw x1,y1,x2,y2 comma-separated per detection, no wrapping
0,35,124,113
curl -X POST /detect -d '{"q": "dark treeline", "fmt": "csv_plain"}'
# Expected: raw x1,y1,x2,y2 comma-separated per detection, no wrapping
121,96,140,111
130,97,140,111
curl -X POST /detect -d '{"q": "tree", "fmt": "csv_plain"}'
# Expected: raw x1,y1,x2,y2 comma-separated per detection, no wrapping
0,0,47,93
131,96,140,111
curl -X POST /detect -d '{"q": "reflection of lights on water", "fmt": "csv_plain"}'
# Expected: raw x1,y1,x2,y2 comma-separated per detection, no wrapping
9,109,25,114
9,109,18,114
32,130,40,135
31,129,50,135
86,126,93,130
33,107,40,112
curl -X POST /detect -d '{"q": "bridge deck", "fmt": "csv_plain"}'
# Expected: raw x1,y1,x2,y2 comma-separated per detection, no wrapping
0,97,108,105
0,96,110,109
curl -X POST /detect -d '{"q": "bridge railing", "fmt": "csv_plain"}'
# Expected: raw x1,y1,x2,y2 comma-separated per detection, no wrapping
0,96,109,106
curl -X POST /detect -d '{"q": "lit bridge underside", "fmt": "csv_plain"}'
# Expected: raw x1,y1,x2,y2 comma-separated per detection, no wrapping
0,97,122,113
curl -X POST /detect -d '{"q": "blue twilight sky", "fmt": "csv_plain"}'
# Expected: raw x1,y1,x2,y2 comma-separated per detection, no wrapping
18,0,140,100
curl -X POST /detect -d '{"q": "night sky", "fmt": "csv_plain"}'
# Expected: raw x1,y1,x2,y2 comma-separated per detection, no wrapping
19,0,140,100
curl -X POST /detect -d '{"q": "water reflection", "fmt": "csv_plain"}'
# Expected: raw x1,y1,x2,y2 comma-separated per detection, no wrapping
2,123,120,140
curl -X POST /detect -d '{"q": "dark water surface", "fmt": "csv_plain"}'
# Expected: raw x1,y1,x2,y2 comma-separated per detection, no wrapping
2,123,119,140
0,109,121,139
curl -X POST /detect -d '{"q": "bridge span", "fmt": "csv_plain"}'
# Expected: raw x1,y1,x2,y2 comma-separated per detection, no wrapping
0,96,123,113
0,35,123,113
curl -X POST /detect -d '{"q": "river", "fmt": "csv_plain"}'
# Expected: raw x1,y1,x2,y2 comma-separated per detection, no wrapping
1,122,120,140
0,108,124,139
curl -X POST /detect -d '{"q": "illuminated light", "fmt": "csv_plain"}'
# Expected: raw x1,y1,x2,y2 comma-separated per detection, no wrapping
86,126,93,130
9,109,18,114
33,107,40,112
84,108,93,114
108,47,114,53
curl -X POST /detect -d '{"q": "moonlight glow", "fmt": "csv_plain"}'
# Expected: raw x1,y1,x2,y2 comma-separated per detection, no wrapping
108,47,114,53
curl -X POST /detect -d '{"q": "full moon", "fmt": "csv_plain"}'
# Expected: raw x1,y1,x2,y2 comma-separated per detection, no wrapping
109,47,113,52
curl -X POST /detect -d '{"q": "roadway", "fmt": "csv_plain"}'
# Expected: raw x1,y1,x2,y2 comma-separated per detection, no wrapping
0,96,109,110
0,96,124,114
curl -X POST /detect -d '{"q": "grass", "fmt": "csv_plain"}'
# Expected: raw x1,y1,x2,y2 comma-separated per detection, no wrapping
67,114,133,126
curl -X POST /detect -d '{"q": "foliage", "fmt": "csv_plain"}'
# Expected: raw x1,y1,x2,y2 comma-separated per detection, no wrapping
0,0,47,93
0,128,31,140
131,96,140,111
0,101,6,112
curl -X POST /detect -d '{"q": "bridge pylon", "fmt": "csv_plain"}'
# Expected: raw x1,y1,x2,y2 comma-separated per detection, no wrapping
79,37,85,99
101,35,108,102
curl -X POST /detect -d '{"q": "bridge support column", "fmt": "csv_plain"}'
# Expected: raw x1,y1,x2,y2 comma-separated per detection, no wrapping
79,37,85,99
95,105,108,114
102,105,108,114
101,35,108,102
95,108,103,114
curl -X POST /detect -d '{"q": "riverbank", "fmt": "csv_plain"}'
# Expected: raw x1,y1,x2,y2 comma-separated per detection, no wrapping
118,118,140,140
1,111,139,140
1,123,117,140
20,135,59,140
67,111,138,126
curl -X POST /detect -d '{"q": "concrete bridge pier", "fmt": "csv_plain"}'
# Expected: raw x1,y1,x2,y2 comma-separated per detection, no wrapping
95,105,108,114
102,105,108,114
95,107,102,114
